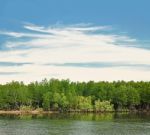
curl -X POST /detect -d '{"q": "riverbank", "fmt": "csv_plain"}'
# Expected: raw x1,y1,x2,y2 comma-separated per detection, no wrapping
0,110,149,115
0,110,59,115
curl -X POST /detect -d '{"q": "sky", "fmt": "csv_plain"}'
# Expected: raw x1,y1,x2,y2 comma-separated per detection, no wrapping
0,0,150,83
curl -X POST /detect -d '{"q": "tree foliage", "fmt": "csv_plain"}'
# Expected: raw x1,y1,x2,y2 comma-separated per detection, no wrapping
0,79,149,111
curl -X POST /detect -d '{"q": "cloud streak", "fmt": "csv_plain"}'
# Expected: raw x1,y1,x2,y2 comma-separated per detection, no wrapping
0,72,21,75
0,62,32,67
46,62,150,69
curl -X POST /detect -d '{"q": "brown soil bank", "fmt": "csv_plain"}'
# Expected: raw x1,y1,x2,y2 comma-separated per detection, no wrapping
0,110,149,115
0,110,59,115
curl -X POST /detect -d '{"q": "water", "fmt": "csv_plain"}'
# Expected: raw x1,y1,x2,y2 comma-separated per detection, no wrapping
0,113,149,135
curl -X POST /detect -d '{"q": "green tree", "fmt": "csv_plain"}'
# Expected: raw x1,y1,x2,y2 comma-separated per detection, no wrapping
77,96,93,111
42,92,51,111
126,86,140,109
111,85,127,110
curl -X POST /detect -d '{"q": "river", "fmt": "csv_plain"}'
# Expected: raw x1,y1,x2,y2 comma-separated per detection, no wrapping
0,113,149,135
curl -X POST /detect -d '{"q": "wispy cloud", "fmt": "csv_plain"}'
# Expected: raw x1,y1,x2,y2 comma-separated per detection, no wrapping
23,23,111,33
0,30,54,38
0,62,32,67
0,72,21,75
46,62,150,69
0,23,150,83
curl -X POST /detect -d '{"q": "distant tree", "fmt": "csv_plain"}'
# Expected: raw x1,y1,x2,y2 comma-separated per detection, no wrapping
0,79,149,111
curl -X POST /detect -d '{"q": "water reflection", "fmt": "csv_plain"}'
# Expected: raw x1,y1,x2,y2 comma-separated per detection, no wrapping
0,112,149,121
0,113,149,135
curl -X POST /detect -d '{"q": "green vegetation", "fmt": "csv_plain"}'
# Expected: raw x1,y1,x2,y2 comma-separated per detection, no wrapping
95,100,114,112
0,79,149,112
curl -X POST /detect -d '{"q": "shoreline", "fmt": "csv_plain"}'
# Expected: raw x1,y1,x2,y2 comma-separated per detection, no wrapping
0,110,59,115
0,110,149,115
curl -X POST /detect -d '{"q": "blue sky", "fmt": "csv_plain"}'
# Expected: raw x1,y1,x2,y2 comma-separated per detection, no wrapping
0,0,150,40
0,0,150,83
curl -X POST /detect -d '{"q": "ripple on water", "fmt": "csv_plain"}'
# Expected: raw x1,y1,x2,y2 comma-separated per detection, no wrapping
0,113,149,135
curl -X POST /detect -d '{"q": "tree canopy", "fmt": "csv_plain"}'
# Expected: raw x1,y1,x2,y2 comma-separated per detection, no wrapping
0,79,149,112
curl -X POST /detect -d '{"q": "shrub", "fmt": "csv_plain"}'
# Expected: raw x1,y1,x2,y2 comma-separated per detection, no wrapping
95,100,114,112
19,105,32,112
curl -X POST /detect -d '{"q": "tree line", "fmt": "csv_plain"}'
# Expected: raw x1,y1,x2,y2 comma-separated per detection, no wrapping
0,79,149,112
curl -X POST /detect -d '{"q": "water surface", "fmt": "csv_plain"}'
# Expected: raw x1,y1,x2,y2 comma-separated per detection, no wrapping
0,113,149,135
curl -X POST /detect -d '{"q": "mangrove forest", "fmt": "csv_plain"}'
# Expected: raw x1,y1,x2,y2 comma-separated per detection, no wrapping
0,79,149,112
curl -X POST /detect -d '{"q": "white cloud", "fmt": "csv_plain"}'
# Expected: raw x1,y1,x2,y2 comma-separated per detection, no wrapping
0,23,150,83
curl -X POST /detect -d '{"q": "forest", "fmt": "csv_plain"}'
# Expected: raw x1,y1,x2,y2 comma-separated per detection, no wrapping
0,79,149,112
